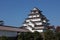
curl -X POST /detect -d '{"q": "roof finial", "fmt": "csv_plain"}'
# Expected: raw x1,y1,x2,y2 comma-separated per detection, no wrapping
32,7,39,10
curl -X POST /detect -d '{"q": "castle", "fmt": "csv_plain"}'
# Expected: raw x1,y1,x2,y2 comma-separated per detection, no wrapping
20,7,50,32
0,7,54,37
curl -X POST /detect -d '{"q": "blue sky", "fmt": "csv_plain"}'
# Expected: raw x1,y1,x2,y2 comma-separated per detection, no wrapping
0,0,60,27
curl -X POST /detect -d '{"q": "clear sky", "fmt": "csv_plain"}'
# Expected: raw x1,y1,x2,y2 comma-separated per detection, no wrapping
0,0,60,27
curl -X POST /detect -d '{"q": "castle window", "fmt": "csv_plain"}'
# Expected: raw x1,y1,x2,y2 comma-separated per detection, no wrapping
26,20,30,22
36,11,38,13
36,15,39,17
32,12,34,14
32,15,37,17
43,20,46,23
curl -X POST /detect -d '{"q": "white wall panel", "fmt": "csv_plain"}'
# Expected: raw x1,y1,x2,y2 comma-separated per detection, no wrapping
43,20,46,23
32,15,37,17
26,26,34,32
31,19,41,21
36,11,38,13
23,24,27,26
35,22,42,25
36,30,43,32
37,15,40,17
29,16,32,18
26,20,30,22
0,30,17,37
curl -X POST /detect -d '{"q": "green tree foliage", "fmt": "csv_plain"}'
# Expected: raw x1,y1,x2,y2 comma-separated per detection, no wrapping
33,31,43,40
18,32,33,40
18,32,24,40
18,32,43,40
0,36,8,40
56,32,60,40
44,30,56,40
18,30,60,40
24,32,33,40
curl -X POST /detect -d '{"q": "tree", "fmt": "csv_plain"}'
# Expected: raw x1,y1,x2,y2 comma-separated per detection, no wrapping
56,32,60,40
0,36,8,40
18,32,43,40
24,32,33,40
18,32,24,40
33,31,43,40
44,30,56,40
18,32,33,40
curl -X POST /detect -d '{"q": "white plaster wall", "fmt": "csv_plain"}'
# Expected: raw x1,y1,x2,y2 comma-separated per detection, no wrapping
35,22,42,25
28,22,34,27
43,20,46,23
23,24,27,26
36,15,40,17
32,15,37,17
0,30,17,37
29,15,40,18
26,26,34,32
36,30,43,32
36,11,39,13
26,20,30,22
31,19,41,21
29,16,32,18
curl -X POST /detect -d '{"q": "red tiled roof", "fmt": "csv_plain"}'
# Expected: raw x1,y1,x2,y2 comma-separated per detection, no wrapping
46,26,55,29
56,26,60,32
